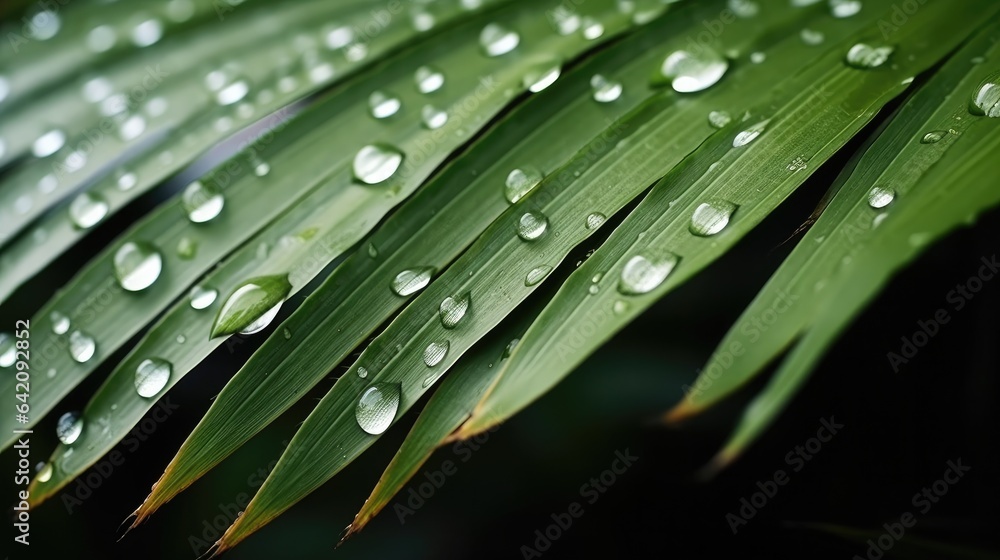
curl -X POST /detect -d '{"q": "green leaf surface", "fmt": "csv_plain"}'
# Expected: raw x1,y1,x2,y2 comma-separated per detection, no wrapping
457,0,1000,438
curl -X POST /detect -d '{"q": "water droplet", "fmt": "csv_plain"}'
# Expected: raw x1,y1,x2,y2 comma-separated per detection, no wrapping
211,275,292,337
177,237,198,260
283,328,292,340
69,192,109,229
582,17,604,40
503,338,520,359
618,250,680,295
353,144,404,185
873,212,888,228
480,23,519,56
733,120,770,147
424,340,450,367
517,211,549,241
33,129,66,157
504,167,544,203
867,185,895,208
525,265,552,286
29,9,60,40
830,0,862,18
421,104,449,129
182,181,225,223
50,312,70,335
586,213,606,230
367,243,379,258
921,130,947,144
846,43,894,69
254,161,270,177
415,66,444,93
439,292,471,328
355,382,400,435
0,333,15,367
588,284,600,295
114,241,163,291
690,199,738,236
660,50,729,93
525,64,561,93
728,0,760,17
549,6,581,34
801,28,825,45
57,411,83,444
750,52,766,64
82,77,113,103
131,18,163,47
189,285,219,310
369,91,401,119
708,110,732,129
357,366,368,379
36,462,53,483
391,267,435,296
613,300,629,314
119,113,146,141
969,73,999,118
117,172,138,191
176,334,186,344
69,331,96,363
87,25,116,52
591,74,622,103
135,358,171,398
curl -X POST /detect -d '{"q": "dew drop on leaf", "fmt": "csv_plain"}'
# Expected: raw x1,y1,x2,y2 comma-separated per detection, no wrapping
618,251,680,295
68,331,96,363
424,340,450,367
969,73,1000,118
867,185,895,208
114,241,163,291
69,192,109,229
591,74,623,103
56,411,83,444
50,311,70,335
211,275,292,337
135,358,171,398
440,292,471,328
480,23,520,56
504,167,544,203
525,265,553,286
690,200,738,236
391,267,435,296
355,382,400,435
353,144,404,185
660,50,729,93
189,285,219,310
517,211,549,241
182,181,225,223
845,43,894,69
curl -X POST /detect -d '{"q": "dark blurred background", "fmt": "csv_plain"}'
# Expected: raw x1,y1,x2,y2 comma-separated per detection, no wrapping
3,74,999,560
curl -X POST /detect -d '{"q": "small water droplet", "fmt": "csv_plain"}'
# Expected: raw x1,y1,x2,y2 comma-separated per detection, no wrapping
415,66,445,93
867,185,895,208
421,104,449,129
525,265,552,286
87,25,116,52
33,129,66,157
424,340,450,367
846,43,894,69
480,23,519,56
36,462,53,483
211,275,292,337
135,358,171,398
283,328,292,340
50,312,70,335
591,74,623,103
585,212,606,230
582,16,604,40
254,161,271,177
830,0,862,18
750,52,766,64
131,18,163,47
29,9,60,40
355,382,400,435
969,73,999,118
357,366,368,379
182,181,225,223
439,292,471,328
708,110,732,129
660,50,729,93
690,199,738,236
177,237,198,260
117,172,138,191
613,300,629,314
733,120,769,147
190,285,219,310
69,192,109,229
728,0,760,17
391,267,435,296
800,28,825,45
503,338,520,359
114,241,163,291
921,130,947,144
69,331,96,363
504,167,544,203
369,91,401,119
119,113,146,141
353,144,404,185
367,242,379,258
517,211,548,241
618,250,680,295
176,334,186,344
57,411,83,444
588,284,600,295
0,333,16,367
525,64,561,93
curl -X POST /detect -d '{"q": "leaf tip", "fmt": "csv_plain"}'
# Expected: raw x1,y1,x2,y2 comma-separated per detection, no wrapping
663,398,702,425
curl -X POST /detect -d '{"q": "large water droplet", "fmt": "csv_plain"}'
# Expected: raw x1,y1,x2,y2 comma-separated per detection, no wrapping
69,192,109,229
846,43,894,69
661,50,729,93
355,382,400,435
582,16,604,40
424,340,450,367
586,212,607,230
525,265,552,286
591,74,623,103
50,312,70,335
618,251,680,295
504,167,544,203
57,411,83,444
969,73,1000,118
517,211,548,241
421,104,449,129
0,333,15,367
480,23,519,56
921,130,947,144
525,64,561,93
189,285,219,310
211,275,292,337
68,331,96,363
369,91,401,119
114,241,162,291
353,144,404,185
690,199,738,236
33,129,66,157
867,185,895,208
439,292,471,328
135,358,171,398
182,181,225,223
391,267,435,296
415,66,444,93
